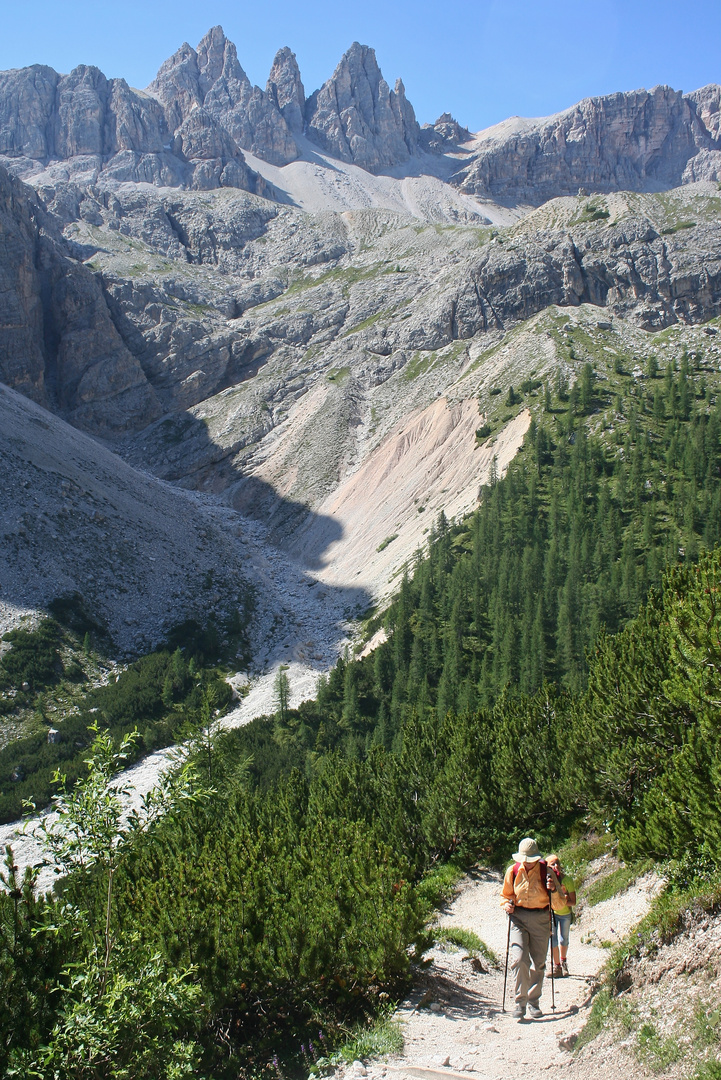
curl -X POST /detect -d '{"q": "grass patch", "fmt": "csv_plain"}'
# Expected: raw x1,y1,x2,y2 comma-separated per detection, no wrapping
311,1006,403,1070
434,925,498,968
343,309,386,336
584,859,654,906
694,1001,721,1049
402,351,435,381
570,202,611,226
636,1021,683,1070
573,202,610,225
285,263,383,300
661,220,696,235
376,534,398,553
334,1010,404,1063
574,987,614,1051
326,367,351,384
695,1065,721,1080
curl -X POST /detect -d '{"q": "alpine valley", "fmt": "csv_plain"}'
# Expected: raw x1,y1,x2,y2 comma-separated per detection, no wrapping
2,26,721,1080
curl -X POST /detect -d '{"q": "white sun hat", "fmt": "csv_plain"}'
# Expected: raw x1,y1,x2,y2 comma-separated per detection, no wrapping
512,837,542,863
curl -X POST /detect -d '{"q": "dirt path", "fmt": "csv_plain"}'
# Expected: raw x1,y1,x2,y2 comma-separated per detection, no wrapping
354,867,662,1080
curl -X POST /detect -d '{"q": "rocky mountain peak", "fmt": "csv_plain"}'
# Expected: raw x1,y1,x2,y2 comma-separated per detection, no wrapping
149,28,299,167
453,83,721,203
148,42,202,132
305,41,419,172
419,112,472,154
267,47,305,135
688,84,721,143
196,25,235,96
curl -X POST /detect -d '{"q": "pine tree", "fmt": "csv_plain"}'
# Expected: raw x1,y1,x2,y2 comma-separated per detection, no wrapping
274,666,290,723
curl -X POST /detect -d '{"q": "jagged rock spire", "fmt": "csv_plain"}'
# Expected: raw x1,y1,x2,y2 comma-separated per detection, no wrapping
148,26,299,166
304,42,419,172
267,47,305,135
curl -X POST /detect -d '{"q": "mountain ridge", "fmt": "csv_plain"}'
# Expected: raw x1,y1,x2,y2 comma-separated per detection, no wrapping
0,26,718,206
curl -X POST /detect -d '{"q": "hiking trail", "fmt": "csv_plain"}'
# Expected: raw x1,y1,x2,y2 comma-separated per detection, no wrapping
349,865,663,1080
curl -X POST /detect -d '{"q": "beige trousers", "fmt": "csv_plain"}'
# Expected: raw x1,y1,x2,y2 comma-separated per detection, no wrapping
509,906,550,1006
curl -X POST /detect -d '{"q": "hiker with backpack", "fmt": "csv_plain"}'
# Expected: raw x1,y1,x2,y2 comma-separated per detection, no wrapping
546,854,576,977
500,837,558,1020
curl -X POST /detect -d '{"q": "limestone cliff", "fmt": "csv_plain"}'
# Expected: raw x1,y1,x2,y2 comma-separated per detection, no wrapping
148,26,299,167
0,165,160,433
0,39,267,193
266,47,305,136
304,43,420,172
453,84,721,203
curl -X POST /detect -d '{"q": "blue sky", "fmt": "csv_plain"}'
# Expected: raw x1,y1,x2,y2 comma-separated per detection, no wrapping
1,0,719,132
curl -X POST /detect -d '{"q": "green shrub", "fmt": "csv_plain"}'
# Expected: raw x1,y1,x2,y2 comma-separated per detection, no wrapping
334,1007,404,1063
0,620,62,694
415,863,464,917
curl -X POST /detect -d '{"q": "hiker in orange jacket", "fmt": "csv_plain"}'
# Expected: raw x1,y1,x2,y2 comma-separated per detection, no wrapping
500,837,558,1020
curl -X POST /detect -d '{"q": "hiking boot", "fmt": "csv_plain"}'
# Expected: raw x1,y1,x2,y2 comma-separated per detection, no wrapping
553,964,563,978
512,1004,526,1019
527,1001,543,1018
561,960,569,977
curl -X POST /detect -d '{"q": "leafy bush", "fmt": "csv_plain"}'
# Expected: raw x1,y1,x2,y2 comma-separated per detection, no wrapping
12,952,205,1080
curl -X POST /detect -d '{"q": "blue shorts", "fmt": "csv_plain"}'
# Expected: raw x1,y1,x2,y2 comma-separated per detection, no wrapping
551,913,571,950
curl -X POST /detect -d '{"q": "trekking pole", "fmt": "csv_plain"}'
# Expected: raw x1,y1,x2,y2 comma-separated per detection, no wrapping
502,913,511,1012
549,907,556,1013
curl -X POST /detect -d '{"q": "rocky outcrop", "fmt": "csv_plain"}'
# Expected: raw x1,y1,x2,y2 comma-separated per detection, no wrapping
149,26,299,167
0,65,59,158
454,84,721,204
420,113,472,153
0,164,161,433
267,48,305,135
0,43,266,194
0,63,168,160
171,107,260,191
412,218,721,348
0,159,47,402
305,43,419,171
683,85,721,183
689,84,721,141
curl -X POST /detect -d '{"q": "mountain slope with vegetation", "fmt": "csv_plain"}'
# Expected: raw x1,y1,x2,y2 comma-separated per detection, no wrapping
3,33,721,1080
5,330,721,1075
